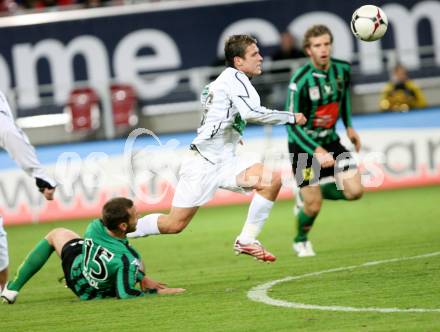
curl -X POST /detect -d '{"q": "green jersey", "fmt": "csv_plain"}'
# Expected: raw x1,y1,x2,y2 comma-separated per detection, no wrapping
69,219,145,300
285,58,352,155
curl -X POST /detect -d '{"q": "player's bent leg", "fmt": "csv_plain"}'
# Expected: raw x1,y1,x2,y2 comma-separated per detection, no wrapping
128,208,195,238
302,186,323,216
336,170,364,201
45,228,81,257
0,267,7,293
135,152,214,237
0,218,11,301
234,164,280,262
320,180,346,200
293,186,321,257
128,207,198,238
1,228,78,304
0,243,8,293
257,170,282,201
157,206,199,234
236,163,281,201
0,217,8,292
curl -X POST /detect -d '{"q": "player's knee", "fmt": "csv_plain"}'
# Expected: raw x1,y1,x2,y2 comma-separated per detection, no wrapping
45,228,65,238
304,199,322,215
345,187,364,200
255,171,281,200
44,228,71,244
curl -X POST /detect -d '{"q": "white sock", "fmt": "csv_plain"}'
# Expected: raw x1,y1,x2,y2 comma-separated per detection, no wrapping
127,213,162,238
237,193,274,244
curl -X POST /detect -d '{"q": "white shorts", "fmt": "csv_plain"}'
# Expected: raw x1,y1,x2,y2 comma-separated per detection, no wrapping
172,152,259,208
0,218,8,271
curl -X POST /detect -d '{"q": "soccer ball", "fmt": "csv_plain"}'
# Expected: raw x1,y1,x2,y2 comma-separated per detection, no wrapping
351,5,388,42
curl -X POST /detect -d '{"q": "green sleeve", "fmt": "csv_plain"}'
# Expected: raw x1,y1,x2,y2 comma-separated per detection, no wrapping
284,81,297,114
287,125,320,155
137,270,146,282
115,256,144,299
285,78,320,155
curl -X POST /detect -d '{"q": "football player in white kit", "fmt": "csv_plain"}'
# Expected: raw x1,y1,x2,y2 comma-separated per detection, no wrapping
0,90,56,292
128,35,306,262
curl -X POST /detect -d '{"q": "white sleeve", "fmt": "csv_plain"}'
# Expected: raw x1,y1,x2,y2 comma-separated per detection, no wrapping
0,96,56,188
229,72,296,125
0,91,13,118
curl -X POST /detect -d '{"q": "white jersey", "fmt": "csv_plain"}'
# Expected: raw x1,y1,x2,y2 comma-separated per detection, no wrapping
191,67,296,163
0,90,56,188
0,91,13,118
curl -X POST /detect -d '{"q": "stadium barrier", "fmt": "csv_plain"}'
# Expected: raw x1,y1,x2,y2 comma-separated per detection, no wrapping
1,108,439,225
2,0,439,146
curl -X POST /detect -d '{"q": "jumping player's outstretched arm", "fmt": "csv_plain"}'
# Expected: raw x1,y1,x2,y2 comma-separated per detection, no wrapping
230,71,305,125
0,91,56,199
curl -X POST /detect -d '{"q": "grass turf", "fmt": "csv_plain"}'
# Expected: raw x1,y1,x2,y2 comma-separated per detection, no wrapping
1,186,439,331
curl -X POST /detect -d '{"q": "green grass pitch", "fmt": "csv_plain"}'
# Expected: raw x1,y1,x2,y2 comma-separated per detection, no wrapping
1,186,440,331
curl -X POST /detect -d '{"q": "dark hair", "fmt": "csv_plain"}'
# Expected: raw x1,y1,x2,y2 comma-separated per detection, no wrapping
101,197,134,231
302,25,333,50
224,34,257,68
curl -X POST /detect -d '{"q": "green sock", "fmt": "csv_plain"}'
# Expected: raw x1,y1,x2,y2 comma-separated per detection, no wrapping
294,209,316,243
8,239,54,291
321,182,347,200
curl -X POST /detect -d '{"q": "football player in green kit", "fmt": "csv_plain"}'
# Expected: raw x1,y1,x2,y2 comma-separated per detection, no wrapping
285,25,364,257
2,197,184,303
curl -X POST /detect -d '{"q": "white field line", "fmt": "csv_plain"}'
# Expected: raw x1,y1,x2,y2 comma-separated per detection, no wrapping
248,251,440,313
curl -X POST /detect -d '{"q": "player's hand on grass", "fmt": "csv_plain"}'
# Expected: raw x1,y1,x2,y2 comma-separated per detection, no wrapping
141,277,186,295
157,287,186,295
141,277,167,291
346,127,361,152
294,113,307,125
314,146,335,168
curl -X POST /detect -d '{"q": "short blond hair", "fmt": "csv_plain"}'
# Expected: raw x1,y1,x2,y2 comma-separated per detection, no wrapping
302,25,333,50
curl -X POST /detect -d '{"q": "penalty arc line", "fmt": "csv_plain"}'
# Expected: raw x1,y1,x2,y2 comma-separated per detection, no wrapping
247,251,440,313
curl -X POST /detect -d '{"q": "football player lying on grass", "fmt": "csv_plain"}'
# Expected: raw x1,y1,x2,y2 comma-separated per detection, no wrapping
1,197,185,303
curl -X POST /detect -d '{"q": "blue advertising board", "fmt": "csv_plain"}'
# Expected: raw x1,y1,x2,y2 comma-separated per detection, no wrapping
0,0,437,112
